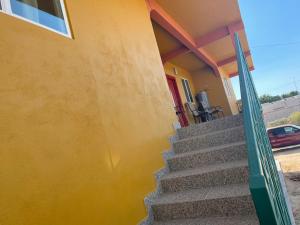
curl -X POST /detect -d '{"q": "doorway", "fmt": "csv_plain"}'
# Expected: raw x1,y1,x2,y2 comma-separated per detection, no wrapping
166,75,189,127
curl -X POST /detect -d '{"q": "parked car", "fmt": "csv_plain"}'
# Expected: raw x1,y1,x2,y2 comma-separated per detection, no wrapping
267,124,300,148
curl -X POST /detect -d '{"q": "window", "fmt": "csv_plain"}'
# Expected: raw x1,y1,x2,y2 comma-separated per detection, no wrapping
223,78,234,98
284,126,298,134
0,0,71,37
271,127,286,136
182,79,194,103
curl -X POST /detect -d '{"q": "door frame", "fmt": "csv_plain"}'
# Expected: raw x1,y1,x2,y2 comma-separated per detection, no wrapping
166,74,189,127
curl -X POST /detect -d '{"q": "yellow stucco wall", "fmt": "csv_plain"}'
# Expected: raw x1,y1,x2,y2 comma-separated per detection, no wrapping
163,62,197,124
0,1,177,225
191,67,234,116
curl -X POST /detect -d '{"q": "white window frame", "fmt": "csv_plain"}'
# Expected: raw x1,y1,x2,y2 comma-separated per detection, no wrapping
223,78,234,98
0,0,12,12
0,0,72,38
182,79,194,103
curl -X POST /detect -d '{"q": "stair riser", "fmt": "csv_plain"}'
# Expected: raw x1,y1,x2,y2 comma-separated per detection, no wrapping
177,115,243,140
152,195,255,221
152,216,259,225
161,166,248,193
174,127,245,154
168,144,247,172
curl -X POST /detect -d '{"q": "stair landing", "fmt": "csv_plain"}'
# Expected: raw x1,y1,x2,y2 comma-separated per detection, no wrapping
140,115,259,225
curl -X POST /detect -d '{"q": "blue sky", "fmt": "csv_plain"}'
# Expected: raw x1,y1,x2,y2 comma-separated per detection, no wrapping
232,0,300,99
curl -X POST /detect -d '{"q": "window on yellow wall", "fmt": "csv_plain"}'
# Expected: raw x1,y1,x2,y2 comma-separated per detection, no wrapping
223,78,234,98
0,0,71,37
0,0,4,10
182,79,194,103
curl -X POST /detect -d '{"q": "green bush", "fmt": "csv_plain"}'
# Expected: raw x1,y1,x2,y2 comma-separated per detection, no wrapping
268,118,290,127
268,111,300,127
289,111,300,125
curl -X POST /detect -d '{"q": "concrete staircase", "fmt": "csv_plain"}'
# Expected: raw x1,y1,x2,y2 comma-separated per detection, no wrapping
140,114,259,225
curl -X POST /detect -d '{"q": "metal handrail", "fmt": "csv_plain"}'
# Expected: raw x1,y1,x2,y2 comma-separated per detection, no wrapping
235,33,293,225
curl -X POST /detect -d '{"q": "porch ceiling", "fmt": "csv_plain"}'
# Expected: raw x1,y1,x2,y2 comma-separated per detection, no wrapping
149,0,254,77
156,0,241,38
152,21,206,72
151,21,182,54
171,52,207,72
224,57,254,78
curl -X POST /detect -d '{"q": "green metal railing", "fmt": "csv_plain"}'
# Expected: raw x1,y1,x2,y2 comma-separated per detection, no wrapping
235,33,293,225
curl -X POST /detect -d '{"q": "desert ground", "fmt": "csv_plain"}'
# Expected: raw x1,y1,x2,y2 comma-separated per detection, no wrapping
275,147,300,224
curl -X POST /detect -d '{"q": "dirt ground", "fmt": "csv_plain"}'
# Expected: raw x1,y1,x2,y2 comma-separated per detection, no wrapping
274,147,300,225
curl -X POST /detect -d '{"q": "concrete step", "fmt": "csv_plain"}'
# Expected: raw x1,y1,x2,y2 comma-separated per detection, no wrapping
161,160,248,193
152,215,259,225
167,141,247,172
151,183,255,221
177,114,243,140
173,126,244,154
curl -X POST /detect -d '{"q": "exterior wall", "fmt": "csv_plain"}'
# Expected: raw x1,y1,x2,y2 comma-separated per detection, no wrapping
0,1,177,225
191,67,235,116
163,62,196,124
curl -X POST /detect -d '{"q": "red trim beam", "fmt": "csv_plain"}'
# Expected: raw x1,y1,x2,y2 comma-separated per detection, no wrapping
159,20,245,64
146,0,220,76
196,20,244,47
161,46,190,63
229,66,255,78
217,51,251,67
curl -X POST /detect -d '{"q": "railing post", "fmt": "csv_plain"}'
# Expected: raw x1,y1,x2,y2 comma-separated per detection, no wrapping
234,32,293,225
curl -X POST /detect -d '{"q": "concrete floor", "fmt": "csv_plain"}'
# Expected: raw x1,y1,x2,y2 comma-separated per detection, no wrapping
274,147,300,225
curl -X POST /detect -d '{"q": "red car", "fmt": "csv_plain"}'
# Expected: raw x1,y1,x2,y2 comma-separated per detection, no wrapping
267,124,300,148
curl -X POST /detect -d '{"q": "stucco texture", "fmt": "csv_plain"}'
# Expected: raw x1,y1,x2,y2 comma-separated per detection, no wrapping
0,1,176,224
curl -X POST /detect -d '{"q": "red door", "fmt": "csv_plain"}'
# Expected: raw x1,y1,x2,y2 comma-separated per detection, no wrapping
166,75,189,127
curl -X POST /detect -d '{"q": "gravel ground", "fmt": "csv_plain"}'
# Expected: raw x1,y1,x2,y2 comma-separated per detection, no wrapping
274,147,300,225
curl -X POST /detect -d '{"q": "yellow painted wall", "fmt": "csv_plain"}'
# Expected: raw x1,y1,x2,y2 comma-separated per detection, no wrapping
0,1,177,225
163,62,196,124
191,67,234,116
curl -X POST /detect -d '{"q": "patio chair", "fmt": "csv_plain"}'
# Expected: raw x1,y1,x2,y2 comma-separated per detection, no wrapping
185,102,202,123
198,101,224,121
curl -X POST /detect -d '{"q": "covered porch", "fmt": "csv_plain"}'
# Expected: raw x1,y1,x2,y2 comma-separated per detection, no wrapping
147,0,254,127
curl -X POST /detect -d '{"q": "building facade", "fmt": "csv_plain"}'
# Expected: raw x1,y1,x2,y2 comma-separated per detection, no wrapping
0,0,253,224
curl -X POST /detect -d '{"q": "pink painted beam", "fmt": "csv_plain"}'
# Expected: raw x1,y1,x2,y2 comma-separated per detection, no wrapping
162,20,245,64
161,46,191,63
146,0,220,76
196,20,244,47
229,66,254,78
228,21,245,51
196,26,229,47
228,20,244,33
217,51,251,67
